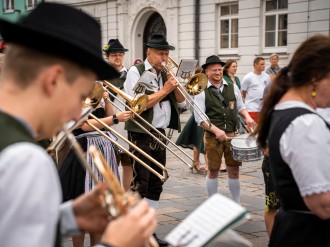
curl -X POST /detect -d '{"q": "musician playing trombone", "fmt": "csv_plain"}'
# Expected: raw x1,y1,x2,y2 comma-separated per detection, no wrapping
194,55,256,203
0,3,156,247
103,38,134,191
124,33,185,246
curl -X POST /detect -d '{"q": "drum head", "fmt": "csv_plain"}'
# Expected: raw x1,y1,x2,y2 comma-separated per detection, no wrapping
231,134,258,148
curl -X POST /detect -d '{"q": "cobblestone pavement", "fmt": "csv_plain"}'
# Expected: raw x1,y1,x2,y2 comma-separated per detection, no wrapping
63,111,269,247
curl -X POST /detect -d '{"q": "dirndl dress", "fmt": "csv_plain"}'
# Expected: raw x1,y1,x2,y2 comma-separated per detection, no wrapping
58,107,119,202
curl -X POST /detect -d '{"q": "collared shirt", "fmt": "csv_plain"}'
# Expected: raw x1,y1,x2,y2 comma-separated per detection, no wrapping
0,116,79,246
124,59,185,129
193,79,245,126
276,101,330,197
119,66,127,77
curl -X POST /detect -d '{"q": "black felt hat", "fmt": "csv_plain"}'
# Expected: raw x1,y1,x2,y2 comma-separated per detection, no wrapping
145,33,175,51
0,2,119,80
202,55,226,69
103,39,129,54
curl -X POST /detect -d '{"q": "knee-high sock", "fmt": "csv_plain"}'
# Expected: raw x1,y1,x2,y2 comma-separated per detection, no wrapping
206,177,218,197
228,178,240,203
144,198,159,210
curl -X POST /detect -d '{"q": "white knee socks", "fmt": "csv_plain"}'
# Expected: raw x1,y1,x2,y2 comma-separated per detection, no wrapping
228,178,240,203
206,177,218,197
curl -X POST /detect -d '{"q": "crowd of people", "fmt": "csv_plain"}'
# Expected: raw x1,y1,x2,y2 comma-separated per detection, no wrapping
0,2,329,247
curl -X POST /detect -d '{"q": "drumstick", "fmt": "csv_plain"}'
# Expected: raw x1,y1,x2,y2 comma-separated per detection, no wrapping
227,137,247,140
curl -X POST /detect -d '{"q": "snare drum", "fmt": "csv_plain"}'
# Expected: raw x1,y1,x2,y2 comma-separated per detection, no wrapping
230,134,263,162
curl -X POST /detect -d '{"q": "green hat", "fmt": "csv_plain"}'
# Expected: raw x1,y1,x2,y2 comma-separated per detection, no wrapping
145,33,175,51
202,55,226,69
103,39,129,54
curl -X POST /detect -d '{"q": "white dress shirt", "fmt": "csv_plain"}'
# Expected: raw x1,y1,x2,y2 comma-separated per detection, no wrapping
124,59,185,129
194,80,246,126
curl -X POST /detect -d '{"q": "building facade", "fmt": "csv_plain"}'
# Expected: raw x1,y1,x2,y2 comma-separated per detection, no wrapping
5,0,330,78
0,0,42,22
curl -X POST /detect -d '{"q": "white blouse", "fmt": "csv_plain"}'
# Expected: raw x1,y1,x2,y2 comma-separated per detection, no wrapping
276,101,330,197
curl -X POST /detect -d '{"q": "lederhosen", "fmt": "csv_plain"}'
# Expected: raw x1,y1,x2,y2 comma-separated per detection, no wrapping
125,62,180,200
268,108,330,247
0,111,61,247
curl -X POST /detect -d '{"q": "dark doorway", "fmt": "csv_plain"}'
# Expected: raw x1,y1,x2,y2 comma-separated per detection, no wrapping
143,12,166,60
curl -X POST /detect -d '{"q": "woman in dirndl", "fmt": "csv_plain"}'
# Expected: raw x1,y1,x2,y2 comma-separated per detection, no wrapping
58,83,132,247
254,35,330,247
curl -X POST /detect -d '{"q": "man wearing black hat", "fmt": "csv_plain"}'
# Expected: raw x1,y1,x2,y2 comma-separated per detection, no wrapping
194,55,256,203
124,33,185,246
0,3,156,247
103,38,134,191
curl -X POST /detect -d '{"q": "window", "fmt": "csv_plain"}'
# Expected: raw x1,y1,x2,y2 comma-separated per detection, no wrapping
264,0,288,48
219,3,238,50
4,0,14,12
26,0,38,10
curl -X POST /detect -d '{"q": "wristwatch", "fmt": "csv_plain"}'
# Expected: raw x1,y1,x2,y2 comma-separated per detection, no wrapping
112,114,119,124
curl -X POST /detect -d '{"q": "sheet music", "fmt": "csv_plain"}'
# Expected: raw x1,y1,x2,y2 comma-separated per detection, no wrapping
132,71,158,93
165,194,250,247
177,59,198,79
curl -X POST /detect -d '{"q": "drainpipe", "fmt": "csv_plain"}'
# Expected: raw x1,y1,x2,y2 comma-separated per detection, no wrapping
195,0,200,61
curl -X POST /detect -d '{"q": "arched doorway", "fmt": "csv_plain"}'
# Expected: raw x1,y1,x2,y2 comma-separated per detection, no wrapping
143,12,166,60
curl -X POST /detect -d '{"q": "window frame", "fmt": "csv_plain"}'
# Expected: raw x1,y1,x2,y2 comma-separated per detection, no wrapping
3,0,14,13
26,0,38,10
263,0,288,54
218,2,239,55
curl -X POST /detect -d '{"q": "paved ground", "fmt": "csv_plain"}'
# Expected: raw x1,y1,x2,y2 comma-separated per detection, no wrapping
63,111,269,247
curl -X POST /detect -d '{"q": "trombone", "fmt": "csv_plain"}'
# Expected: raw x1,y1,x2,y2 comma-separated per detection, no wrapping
86,115,169,182
103,79,148,114
102,81,195,168
47,82,168,181
162,57,212,128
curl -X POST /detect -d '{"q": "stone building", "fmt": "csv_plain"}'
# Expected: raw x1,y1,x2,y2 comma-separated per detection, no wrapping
3,0,330,78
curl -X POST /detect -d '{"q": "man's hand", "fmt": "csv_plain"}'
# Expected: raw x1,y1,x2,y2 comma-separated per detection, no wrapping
103,91,110,101
245,116,257,133
101,200,157,247
72,183,109,233
117,111,133,122
162,71,178,94
214,127,228,142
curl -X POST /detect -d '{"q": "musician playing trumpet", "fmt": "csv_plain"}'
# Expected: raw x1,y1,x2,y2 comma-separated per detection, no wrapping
124,33,185,246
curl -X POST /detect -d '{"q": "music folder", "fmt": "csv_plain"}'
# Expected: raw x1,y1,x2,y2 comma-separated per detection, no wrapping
165,193,251,247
